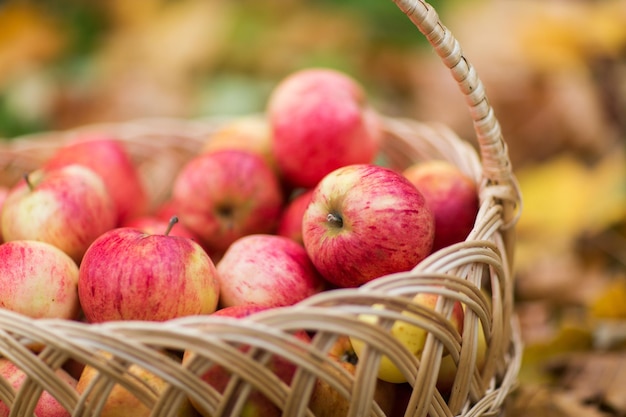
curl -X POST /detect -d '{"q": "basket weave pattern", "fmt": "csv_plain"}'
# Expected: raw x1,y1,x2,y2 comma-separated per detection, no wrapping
0,1,522,416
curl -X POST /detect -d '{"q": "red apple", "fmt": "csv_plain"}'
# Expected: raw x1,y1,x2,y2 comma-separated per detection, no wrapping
302,164,435,288
201,115,277,174
268,68,382,188
183,304,309,417
351,292,465,384
1,165,117,263
0,186,8,243
0,357,77,417
276,189,314,245
172,150,284,258
216,234,325,308
153,199,178,222
308,335,396,417
43,135,148,224
403,160,479,251
78,217,220,323
0,240,80,319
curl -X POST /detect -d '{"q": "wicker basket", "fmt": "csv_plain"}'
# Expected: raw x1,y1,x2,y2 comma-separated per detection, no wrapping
0,1,522,416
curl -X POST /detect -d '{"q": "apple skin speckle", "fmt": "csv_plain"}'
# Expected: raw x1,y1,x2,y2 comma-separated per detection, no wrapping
0,240,80,320
0,165,117,263
216,234,326,308
302,164,435,288
403,160,479,251
268,68,382,189
172,150,284,258
78,227,220,323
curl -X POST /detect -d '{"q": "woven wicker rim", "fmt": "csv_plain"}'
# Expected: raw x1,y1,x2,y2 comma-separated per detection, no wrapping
0,117,523,417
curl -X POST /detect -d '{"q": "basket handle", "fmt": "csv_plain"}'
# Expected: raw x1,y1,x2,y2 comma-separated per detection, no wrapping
392,0,521,223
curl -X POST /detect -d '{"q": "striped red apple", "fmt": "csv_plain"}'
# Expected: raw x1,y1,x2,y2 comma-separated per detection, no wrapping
1,165,116,263
78,217,220,323
268,68,382,189
302,164,435,288
0,240,80,320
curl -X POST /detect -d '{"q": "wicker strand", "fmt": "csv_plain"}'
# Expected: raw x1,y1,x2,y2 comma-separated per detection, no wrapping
391,0,521,222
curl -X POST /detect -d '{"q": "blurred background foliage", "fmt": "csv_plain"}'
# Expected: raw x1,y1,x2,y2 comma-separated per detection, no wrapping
1,0,626,414
0,0,454,138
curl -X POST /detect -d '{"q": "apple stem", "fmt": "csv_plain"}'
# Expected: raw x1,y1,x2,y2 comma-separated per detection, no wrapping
326,212,343,228
23,173,34,191
165,216,179,236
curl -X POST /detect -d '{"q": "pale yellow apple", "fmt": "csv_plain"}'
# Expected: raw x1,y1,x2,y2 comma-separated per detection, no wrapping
351,293,464,384
201,115,277,174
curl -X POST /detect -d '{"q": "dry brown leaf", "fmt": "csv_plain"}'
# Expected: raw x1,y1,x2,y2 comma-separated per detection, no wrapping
515,251,611,305
507,384,612,417
546,352,626,415
518,318,593,384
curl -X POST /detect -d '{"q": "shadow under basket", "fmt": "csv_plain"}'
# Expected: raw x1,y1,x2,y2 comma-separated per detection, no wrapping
0,1,523,416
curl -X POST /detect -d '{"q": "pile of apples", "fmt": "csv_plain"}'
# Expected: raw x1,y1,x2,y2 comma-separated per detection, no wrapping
0,68,485,417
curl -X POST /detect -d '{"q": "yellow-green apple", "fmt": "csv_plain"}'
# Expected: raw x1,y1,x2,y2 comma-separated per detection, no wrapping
403,160,479,251
1,165,116,263
0,186,8,243
43,135,148,225
216,234,325,308
302,164,435,288
0,240,80,320
267,68,382,188
0,357,77,417
276,189,314,245
78,217,220,323
171,150,284,259
183,304,310,417
201,115,277,174
308,335,396,417
351,292,465,384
